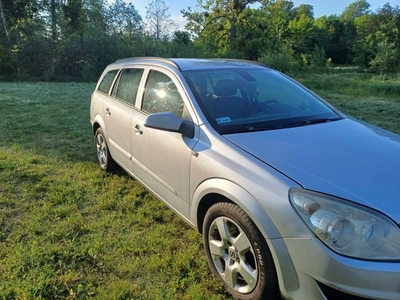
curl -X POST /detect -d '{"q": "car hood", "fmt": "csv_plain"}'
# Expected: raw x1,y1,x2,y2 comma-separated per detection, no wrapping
224,118,400,223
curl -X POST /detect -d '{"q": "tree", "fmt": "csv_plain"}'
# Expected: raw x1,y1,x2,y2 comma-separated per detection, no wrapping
315,15,348,64
337,0,372,63
0,0,9,43
172,30,191,44
261,0,296,42
341,0,370,23
235,8,270,60
288,13,317,55
49,0,58,41
354,4,400,72
146,0,176,40
108,0,143,38
63,0,85,34
294,4,314,19
0,0,48,78
85,0,109,32
370,40,398,74
182,0,258,56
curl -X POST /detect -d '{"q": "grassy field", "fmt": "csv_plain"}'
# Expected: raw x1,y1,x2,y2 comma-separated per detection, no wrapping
296,72,400,133
0,74,399,299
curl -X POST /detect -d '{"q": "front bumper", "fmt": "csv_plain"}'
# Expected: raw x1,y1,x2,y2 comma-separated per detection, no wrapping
277,238,400,300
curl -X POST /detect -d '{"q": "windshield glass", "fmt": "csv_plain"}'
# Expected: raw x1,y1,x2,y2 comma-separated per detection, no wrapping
184,68,341,134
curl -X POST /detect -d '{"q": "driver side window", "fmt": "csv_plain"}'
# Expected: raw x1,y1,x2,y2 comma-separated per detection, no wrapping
142,70,184,118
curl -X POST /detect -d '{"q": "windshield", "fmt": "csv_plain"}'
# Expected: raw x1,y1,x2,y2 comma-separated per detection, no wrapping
184,68,341,134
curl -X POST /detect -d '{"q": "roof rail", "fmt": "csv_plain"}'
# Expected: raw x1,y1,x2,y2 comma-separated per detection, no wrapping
115,57,181,70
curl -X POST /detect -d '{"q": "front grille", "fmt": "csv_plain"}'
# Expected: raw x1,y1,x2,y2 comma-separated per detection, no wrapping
317,281,371,300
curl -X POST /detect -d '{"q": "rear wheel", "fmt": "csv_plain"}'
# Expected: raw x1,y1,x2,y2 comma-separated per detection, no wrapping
94,127,117,172
203,202,280,300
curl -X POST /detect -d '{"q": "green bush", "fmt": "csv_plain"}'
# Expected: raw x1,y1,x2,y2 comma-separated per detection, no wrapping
310,46,326,67
258,47,300,74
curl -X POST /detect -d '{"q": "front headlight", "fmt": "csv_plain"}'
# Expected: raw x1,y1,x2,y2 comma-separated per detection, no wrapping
290,188,400,260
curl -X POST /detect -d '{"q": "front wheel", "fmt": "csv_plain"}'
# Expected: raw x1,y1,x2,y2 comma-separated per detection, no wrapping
94,127,117,172
203,202,280,300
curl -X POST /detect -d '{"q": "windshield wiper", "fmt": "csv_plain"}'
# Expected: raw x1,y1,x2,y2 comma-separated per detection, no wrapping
305,117,341,124
280,117,341,128
220,117,341,134
220,125,279,134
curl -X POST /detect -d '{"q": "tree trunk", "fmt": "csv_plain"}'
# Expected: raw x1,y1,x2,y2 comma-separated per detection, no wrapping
229,16,237,47
0,0,10,44
51,0,57,41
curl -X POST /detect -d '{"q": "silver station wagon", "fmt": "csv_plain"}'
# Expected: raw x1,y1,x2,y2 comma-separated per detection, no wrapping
90,57,400,300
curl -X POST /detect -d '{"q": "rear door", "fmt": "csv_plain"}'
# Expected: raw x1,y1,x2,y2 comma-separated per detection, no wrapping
103,68,144,173
130,67,198,218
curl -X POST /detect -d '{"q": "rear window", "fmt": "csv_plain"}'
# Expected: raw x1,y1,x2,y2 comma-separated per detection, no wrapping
98,70,118,94
111,68,144,105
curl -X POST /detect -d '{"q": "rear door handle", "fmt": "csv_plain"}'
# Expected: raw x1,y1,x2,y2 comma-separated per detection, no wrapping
134,124,143,135
105,108,111,115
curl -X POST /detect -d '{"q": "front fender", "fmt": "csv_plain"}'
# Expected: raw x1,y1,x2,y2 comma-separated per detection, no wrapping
191,178,282,239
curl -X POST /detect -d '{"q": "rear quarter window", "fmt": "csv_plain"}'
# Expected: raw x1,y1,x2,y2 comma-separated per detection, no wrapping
98,70,118,94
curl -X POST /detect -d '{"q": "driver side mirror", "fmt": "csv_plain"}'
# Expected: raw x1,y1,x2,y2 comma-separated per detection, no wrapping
144,112,194,138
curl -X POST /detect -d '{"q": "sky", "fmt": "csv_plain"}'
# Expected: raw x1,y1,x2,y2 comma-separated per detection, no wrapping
130,0,400,30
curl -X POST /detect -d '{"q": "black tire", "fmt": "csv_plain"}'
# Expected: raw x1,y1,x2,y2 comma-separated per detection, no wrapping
203,202,280,300
94,127,118,172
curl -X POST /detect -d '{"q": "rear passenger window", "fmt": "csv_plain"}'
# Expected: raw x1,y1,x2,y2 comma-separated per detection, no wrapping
142,70,184,118
98,70,118,94
112,68,144,105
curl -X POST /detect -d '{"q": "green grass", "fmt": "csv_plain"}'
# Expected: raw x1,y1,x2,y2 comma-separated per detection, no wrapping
296,72,400,99
0,74,400,299
295,73,400,134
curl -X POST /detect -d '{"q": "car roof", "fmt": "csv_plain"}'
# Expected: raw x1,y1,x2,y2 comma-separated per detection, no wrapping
113,57,268,72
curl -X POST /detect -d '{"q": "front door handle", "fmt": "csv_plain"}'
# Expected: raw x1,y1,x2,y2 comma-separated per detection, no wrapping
134,124,143,135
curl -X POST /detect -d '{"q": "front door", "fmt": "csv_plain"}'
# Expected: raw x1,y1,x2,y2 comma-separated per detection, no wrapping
130,68,198,219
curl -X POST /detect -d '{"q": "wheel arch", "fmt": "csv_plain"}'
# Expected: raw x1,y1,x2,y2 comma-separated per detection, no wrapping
92,121,101,135
192,178,281,239
196,192,233,235
91,115,106,136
